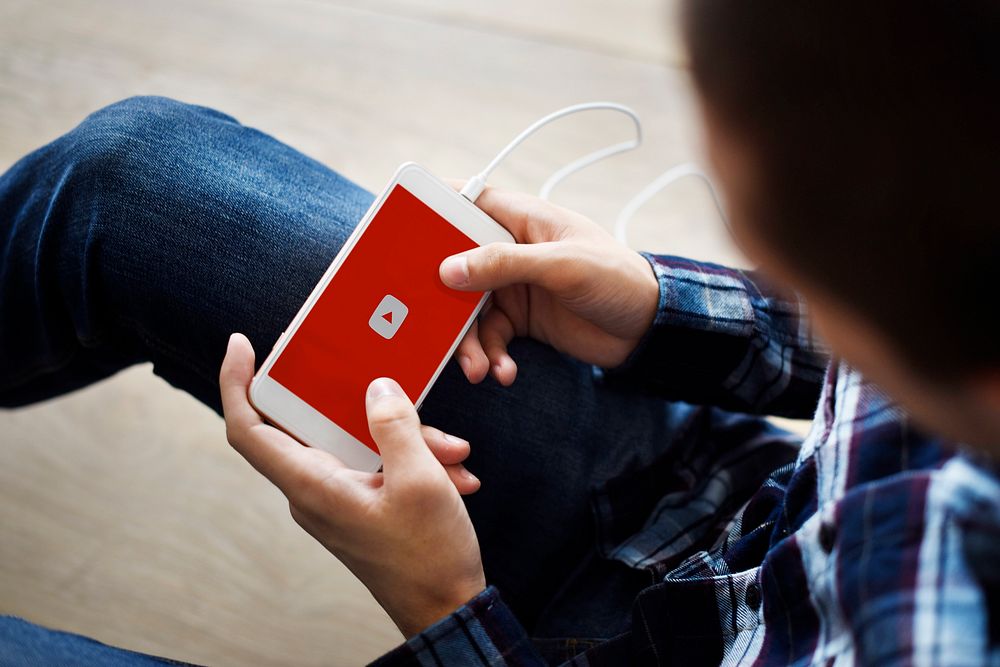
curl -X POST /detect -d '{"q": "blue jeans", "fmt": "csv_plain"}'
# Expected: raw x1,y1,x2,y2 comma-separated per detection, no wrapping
0,97,778,665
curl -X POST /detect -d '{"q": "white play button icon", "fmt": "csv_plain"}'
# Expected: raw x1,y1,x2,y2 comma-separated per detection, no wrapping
368,294,408,339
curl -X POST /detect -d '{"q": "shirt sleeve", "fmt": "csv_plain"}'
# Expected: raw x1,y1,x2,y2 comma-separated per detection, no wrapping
602,253,829,418
368,587,547,667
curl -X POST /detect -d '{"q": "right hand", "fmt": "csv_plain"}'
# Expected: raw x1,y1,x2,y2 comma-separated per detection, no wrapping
440,185,660,385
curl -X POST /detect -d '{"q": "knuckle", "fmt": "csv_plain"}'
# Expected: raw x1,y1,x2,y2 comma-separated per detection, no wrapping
458,337,477,356
369,399,415,431
224,424,243,447
420,424,442,442
481,244,511,277
550,245,589,289
288,501,310,528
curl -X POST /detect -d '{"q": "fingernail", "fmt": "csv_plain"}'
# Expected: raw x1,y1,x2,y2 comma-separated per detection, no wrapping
492,363,503,379
368,377,404,401
444,432,467,445
226,333,241,355
461,468,479,484
458,355,472,376
440,255,469,286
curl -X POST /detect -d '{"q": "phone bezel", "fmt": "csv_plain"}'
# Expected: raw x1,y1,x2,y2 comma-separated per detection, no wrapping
248,162,514,472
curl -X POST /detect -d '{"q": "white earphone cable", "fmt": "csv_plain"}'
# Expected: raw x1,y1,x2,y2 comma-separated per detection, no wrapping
461,101,727,248
612,163,728,246
460,102,642,203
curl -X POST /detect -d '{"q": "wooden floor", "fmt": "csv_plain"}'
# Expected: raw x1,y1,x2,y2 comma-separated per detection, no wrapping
0,1,745,664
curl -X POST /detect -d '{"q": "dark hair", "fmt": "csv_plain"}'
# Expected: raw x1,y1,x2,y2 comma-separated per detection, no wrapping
682,0,1000,377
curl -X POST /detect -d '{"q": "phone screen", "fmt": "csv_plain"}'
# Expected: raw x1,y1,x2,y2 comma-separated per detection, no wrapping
269,184,483,453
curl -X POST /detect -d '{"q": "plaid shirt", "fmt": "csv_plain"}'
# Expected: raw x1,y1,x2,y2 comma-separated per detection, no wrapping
372,255,1000,666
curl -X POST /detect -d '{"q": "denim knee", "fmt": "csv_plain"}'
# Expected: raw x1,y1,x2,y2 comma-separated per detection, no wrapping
75,95,239,155
58,96,239,209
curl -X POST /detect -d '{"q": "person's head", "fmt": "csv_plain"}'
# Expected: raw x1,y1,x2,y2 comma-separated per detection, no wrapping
681,0,1000,453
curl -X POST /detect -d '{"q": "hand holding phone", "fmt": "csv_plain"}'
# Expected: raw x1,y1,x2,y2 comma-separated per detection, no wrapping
440,185,660,385
221,334,486,637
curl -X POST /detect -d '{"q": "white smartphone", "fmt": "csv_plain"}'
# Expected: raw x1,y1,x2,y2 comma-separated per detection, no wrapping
249,163,514,471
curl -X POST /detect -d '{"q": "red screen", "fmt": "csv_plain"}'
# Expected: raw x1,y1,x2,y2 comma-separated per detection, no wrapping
269,185,483,453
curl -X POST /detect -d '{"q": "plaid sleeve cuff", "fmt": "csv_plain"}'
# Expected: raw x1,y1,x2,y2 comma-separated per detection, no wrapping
603,253,825,417
368,586,546,667
606,252,757,377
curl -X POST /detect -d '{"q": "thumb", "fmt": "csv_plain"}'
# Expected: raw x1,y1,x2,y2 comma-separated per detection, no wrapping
219,333,263,428
440,241,567,292
365,378,437,477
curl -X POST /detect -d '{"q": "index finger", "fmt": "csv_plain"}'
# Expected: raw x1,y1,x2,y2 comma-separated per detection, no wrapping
220,333,343,493
443,179,554,243
469,187,545,241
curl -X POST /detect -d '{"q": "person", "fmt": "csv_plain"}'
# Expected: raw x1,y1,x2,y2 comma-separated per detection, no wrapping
2,0,999,664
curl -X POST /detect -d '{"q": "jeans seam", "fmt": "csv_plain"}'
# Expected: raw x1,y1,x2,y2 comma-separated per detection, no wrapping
0,345,80,392
116,313,218,388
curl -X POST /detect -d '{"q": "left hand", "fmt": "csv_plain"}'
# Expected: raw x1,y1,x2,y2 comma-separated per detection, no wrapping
220,333,487,637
